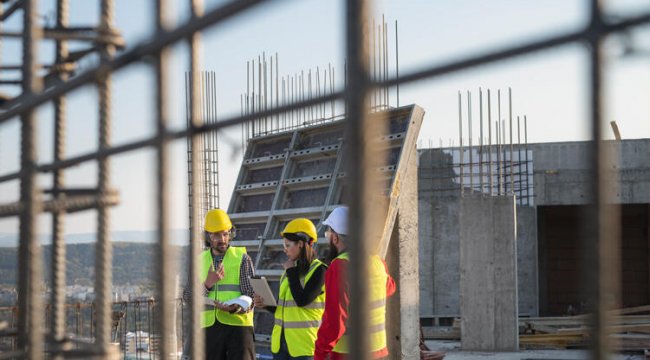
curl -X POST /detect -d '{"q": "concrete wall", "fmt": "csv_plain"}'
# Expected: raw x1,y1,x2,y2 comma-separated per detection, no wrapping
531,140,650,206
386,143,421,360
460,194,518,351
418,150,461,316
418,149,538,318
417,139,650,320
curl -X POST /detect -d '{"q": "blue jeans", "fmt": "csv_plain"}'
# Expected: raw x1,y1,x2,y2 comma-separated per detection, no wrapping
273,333,313,360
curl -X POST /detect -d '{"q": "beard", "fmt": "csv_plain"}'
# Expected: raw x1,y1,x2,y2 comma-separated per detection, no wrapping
325,241,339,264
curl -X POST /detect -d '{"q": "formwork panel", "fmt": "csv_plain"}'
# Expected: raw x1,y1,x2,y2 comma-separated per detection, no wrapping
292,158,337,178
236,194,274,213
282,188,329,209
250,137,291,158
235,222,267,240
296,128,343,149
245,166,283,184
228,105,424,281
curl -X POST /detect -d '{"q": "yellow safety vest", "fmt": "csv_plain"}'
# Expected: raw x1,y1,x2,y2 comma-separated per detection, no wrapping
271,259,326,357
331,253,388,354
200,247,254,328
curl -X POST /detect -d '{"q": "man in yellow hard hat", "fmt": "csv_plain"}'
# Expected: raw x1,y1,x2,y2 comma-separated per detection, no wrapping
183,208,256,360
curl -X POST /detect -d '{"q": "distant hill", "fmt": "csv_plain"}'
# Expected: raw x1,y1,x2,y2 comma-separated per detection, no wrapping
0,242,189,286
0,229,190,247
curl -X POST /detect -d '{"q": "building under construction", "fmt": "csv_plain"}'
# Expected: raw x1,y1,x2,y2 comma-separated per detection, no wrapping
2,0,650,359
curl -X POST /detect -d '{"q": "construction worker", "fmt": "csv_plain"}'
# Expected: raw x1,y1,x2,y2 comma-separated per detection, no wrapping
253,218,327,360
183,208,256,360
314,206,396,360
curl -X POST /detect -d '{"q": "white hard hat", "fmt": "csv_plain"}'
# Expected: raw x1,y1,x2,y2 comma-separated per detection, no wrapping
322,206,348,235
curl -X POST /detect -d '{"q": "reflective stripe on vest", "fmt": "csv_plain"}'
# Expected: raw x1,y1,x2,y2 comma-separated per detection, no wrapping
331,253,388,354
271,259,326,357
199,247,254,328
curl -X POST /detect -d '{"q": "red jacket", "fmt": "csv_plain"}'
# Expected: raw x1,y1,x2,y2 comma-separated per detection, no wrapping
314,255,396,360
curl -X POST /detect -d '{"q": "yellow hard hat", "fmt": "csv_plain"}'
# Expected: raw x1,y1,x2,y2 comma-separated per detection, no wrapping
281,218,318,243
204,209,233,233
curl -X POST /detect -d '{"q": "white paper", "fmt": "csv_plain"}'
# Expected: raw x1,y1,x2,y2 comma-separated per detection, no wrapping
224,295,253,311
250,277,277,307
204,297,216,306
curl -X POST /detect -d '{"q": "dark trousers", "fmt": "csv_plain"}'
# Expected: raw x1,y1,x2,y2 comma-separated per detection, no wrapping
205,319,255,360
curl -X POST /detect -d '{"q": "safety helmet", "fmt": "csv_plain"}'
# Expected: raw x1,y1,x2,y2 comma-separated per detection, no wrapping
204,209,233,233
281,218,318,243
322,206,348,235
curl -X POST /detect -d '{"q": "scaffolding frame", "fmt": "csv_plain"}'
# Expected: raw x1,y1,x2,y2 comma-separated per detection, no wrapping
0,0,641,358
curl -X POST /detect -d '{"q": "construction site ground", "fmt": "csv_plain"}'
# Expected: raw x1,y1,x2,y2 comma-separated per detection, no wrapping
424,340,647,360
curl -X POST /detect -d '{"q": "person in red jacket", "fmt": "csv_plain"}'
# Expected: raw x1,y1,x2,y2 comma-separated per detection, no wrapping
314,206,396,360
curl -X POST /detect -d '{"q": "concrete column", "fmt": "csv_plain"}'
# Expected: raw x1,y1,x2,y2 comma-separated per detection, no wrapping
460,194,518,351
386,144,420,360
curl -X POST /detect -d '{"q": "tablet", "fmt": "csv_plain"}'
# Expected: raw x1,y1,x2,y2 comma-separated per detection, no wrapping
250,277,277,307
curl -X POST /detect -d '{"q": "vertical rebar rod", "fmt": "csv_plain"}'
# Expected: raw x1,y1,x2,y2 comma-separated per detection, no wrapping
517,115,522,205
155,0,174,357
468,91,473,192
346,0,372,358
479,88,484,194
458,91,463,196
18,0,43,357
502,118,506,193
51,0,69,349
508,87,514,195
96,0,116,353
524,115,529,205
496,120,501,195
372,18,376,108
276,53,279,128
488,89,493,195
330,64,335,117
202,73,210,211
395,20,399,107
213,72,220,208
383,16,388,107
189,0,204,358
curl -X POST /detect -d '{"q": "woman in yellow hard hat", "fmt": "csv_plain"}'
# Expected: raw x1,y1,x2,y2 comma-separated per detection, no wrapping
253,218,326,360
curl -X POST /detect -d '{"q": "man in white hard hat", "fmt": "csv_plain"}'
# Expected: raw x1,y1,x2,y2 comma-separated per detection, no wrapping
314,206,396,360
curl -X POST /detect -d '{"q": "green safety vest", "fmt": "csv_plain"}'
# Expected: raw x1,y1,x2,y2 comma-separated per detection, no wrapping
200,247,254,328
271,259,326,357
331,253,388,354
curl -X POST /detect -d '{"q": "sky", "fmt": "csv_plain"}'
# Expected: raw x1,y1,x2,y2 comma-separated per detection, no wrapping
1,0,650,236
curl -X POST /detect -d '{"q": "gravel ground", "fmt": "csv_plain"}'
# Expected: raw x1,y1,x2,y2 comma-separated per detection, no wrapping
424,340,647,360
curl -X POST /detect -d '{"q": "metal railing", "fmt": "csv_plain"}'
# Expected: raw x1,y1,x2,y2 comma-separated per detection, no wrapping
0,0,642,359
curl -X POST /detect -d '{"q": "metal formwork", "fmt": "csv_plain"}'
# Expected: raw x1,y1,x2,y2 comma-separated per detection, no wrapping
0,0,645,359
227,104,423,278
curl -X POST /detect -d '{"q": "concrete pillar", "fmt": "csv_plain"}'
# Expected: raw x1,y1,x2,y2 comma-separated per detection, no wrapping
460,194,518,351
386,144,420,360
